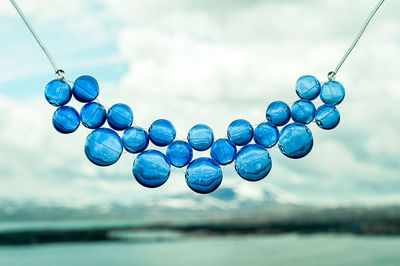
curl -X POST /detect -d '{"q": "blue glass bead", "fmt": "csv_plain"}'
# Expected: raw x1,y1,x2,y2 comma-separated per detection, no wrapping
295,75,321,100
278,123,313,159
166,141,193,168
266,101,291,126
149,119,176,147
187,124,214,151
235,144,272,182
72,75,99,102
315,104,340,130
52,106,80,134
84,128,123,166
291,99,316,124
254,122,279,148
133,150,171,188
44,79,72,107
185,158,222,194
210,139,237,165
80,102,106,129
320,81,345,105
227,119,254,146
122,126,149,153
107,103,133,131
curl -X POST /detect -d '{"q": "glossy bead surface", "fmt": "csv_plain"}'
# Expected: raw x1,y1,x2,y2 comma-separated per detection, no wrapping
84,128,123,166
187,124,214,151
227,119,254,146
80,102,106,129
72,75,99,102
107,103,133,131
44,79,72,107
235,144,272,182
320,81,345,105
291,99,316,124
166,141,193,168
133,150,171,188
278,123,313,159
295,75,321,100
52,106,80,134
122,126,149,153
149,119,176,147
315,104,340,130
185,158,222,194
254,122,279,148
210,139,237,165
266,101,291,126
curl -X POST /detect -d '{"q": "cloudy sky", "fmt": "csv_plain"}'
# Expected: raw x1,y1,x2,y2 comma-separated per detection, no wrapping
0,0,399,207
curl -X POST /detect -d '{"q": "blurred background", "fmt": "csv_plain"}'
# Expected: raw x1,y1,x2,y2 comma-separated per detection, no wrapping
0,0,399,265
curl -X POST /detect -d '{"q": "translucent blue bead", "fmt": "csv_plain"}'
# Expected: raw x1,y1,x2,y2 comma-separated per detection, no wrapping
295,75,321,100
149,119,176,147
291,99,316,124
72,75,99,102
80,102,106,129
320,81,345,105
185,158,222,194
210,139,237,165
166,141,193,168
227,119,254,146
266,101,291,126
44,79,72,107
315,104,340,130
122,126,149,153
278,123,313,159
52,106,80,134
254,122,279,148
107,103,133,131
187,124,214,151
84,128,123,166
235,144,272,182
133,150,171,188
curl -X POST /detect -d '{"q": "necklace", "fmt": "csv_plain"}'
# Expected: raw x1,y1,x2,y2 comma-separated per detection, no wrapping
9,0,386,194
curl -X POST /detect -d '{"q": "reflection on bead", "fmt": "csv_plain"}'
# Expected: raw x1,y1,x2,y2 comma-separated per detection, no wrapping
166,141,193,168
84,128,123,166
295,75,321,100
133,150,171,188
187,124,214,151
80,102,106,129
266,101,291,126
278,123,313,159
227,119,254,146
210,139,237,165
254,122,279,148
320,81,345,105
72,75,99,102
149,119,176,147
45,79,72,107
52,106,80,134
291,99,316,124
107,103,133,131
235,144,272,181
122,126,149,153
185,158,222,194
315,104,340,130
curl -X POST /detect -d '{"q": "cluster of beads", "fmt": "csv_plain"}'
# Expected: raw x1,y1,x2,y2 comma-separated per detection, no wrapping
44,74,344,194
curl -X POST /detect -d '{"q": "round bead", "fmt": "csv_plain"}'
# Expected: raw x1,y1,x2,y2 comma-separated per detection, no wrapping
122,126,149,153
72,75,99,102
295,75,321,100
291,99,316,124
185,158,222,194
320,81,345,105
278,123,313,159
187,124,214,151
44,79,72,107
266,101,291,126
210,139,237,165
235,144,272,182
52,106,80,134
315,104,340,130
254,122,279,148
107,103,133,131
227,119,254,146
133,150,171,188
80,102,106,129
166,141,193,168
84,128,123,166
149,119,176,147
